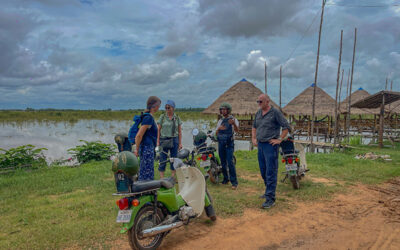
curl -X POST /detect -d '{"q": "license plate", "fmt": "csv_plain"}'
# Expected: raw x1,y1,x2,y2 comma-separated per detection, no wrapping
285,164,297,171
116,209,132,223
200,160,211,168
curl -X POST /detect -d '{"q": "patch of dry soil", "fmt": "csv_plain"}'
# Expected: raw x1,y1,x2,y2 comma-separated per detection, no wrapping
112,178,400,250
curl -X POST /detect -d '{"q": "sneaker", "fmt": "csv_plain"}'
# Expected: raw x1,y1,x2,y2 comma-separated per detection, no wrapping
259,194,266,199
231,185,238,190
262,200,275,209
221,180,229,185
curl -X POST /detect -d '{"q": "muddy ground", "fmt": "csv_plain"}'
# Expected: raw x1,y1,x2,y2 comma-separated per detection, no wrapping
112,178,400,250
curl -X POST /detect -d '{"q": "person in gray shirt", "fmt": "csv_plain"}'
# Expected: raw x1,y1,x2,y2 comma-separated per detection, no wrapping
252,94,291,209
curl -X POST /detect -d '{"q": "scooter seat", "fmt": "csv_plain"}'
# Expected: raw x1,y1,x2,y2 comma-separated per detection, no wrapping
131,177,175,193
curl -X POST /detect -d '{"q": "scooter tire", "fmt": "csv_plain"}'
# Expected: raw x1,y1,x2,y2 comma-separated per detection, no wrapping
290,175,300,190
128,205,165,250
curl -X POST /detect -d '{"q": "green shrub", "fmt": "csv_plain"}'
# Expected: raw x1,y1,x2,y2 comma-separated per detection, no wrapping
0,145,47,170
68,140,116,164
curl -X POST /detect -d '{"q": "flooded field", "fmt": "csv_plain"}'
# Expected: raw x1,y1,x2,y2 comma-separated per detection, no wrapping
0,119,250,162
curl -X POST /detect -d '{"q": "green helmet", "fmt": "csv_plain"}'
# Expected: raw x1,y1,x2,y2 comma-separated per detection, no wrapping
219,102,232,113
114,132,128,144
194,131,207,146
112,151,139,176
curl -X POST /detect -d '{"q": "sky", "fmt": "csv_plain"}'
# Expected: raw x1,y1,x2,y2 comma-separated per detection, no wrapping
1,0,400,110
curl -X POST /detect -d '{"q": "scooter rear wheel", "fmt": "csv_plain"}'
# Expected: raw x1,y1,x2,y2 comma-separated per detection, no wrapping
128,205,165,250
290,175,300,190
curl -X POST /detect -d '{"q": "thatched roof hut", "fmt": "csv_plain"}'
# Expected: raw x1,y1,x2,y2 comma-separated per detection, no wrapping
282,84,336,116
202,78,279,115
339,88,378,115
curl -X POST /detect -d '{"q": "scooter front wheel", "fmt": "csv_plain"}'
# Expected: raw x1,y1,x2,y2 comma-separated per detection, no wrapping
128,205,165,250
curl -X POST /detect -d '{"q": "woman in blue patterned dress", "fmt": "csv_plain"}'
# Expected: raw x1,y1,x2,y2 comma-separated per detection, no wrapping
134,96,161,181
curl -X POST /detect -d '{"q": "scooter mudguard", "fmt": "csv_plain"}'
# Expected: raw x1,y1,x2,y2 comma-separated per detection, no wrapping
120,195,153,234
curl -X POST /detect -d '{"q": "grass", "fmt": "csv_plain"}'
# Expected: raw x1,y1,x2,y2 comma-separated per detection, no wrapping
1,145,399,249
0,110,215,124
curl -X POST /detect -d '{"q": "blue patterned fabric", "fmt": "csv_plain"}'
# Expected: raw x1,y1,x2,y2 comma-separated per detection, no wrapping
138,144,155,181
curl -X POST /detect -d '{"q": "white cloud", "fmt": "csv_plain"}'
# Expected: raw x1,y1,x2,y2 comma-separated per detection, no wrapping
169,70,190,81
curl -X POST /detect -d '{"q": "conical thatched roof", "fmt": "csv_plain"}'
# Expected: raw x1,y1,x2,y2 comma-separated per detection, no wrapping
339,88,378,115
282,84,335,116
202,78,279,115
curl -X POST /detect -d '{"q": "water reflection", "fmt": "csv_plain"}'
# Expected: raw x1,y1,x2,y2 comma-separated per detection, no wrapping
0,120,250,161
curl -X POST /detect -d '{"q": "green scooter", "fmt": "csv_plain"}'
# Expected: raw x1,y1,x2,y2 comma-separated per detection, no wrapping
112,150,216,250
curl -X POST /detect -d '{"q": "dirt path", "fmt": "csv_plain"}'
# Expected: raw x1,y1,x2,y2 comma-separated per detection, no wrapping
112,179,400,250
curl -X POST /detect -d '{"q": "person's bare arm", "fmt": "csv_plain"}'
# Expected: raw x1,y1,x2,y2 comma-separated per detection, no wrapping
135,125,150,156
270,129,289,146
178,125,182,150
251,127,257,147
157,124,161,146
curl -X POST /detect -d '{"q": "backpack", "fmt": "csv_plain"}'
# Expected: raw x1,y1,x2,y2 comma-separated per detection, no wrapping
128,113,150,144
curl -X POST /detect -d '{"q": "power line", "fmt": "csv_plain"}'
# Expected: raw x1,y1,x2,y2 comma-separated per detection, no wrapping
325,3,400,8
282,8,321,67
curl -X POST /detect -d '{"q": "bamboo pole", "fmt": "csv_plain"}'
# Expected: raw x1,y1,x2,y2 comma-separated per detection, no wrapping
347,27,357,140
337,69,344,141
265,61,267,94
379,92,385,148
345,68,350,137
311,0,325,153
334,30,343,146
279,65,282,111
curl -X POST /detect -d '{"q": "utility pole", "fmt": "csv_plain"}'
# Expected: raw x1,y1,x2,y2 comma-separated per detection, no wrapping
265,61,268,94
310,0,326,152
347,27,357,138
334,30,343,146
279,65,282,111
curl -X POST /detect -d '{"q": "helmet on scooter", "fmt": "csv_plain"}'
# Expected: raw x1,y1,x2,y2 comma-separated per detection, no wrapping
219,102,232,114
177,148,190,159
112,151,139,176
114,132,128,144
193,131,207,147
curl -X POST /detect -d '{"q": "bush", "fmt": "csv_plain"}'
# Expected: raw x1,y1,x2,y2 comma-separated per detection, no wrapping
0,145,47,170
68,140,116,164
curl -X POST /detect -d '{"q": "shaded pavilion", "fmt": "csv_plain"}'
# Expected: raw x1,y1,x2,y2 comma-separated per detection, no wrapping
352,90,400,147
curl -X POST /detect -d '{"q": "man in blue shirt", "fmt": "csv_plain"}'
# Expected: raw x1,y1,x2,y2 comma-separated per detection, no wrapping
252,94,291,208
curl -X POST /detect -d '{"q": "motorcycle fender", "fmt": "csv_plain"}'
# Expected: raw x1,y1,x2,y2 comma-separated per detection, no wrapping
120,196,153,234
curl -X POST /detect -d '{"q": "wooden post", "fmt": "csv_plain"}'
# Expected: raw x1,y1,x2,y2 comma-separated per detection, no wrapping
345,68,350,138
379,92,385,148
334,30,343,146
337,69,344,142
311,0,326,153
265,61,267,94
347,28,357,139
279,65,282,111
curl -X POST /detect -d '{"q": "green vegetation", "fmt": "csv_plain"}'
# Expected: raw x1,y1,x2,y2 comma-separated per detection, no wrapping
68,140,116,164
0,110,215,124
0,145,399,249
0,145,47,171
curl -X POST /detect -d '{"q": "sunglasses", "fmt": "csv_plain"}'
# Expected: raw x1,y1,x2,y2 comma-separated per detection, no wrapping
256,100,263,104
165,106,171,110
219,108,227,111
